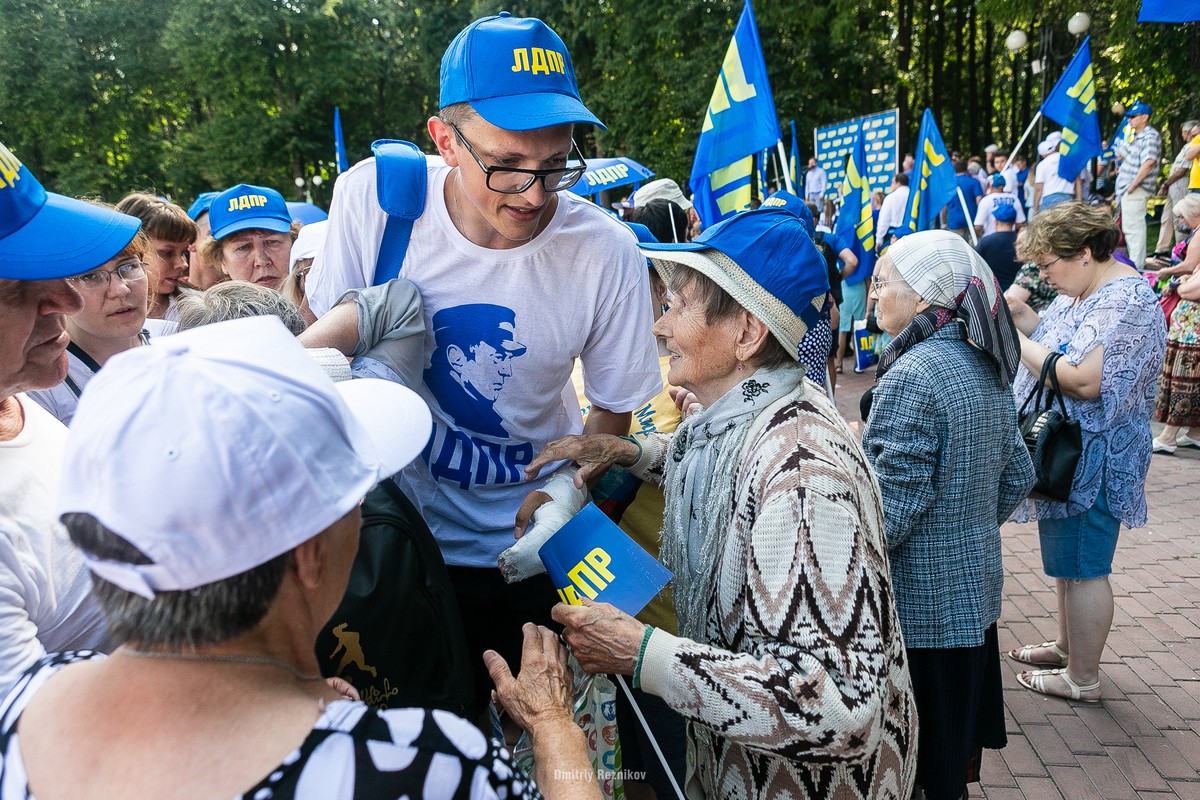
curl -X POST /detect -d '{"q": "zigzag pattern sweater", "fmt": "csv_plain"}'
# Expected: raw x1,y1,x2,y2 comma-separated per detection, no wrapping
634,384,918,799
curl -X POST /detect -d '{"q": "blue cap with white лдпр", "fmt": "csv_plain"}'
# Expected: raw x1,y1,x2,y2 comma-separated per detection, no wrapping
208,184,293,241
439,12,604,132
0,141,141,280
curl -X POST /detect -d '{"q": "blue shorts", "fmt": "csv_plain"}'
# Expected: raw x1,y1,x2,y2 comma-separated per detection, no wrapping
838,280,868,333
1041,192,1074,210
1037,485,1121,580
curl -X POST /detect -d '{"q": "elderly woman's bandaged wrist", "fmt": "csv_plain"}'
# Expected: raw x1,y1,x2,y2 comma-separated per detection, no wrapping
497,470,589,583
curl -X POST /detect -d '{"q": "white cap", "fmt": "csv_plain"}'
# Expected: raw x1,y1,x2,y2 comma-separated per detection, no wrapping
632,178,693,211
1037,132,1063,157
58,316,431,599
290,219,328,270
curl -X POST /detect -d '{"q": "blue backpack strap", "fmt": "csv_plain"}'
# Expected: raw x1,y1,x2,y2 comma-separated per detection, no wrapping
371,139,427,286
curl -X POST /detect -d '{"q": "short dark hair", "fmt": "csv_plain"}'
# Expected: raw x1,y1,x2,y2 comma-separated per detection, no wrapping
63,513,289,650
894,173,910,187
627,200,688,244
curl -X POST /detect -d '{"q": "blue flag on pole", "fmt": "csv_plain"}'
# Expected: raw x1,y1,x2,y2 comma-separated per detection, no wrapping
1040,38,1103,183
902,109,956,233
539,504,672,615
834,129,875,285
688,1,782,227
334,107,350,174
1138,0,1200,22
789,120,800,190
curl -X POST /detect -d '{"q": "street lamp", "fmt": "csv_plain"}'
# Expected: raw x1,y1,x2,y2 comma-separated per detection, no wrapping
1068,12,1091,36
1005,29,1028,53
294,174,324,204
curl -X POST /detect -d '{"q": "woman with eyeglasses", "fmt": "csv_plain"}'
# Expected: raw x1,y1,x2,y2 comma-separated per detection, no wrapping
861,230,1035,799
28,225,155,426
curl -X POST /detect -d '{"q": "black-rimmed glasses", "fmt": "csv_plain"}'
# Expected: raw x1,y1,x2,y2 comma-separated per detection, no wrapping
68,260,147,291
449,123,586,195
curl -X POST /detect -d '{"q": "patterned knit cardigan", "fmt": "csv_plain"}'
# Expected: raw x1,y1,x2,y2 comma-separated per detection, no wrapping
634,383,917,799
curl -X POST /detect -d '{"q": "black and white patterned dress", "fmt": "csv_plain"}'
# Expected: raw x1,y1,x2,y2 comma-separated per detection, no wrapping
0,652,540,799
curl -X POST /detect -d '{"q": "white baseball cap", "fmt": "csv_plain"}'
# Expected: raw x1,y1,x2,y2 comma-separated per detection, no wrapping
58,316,431,599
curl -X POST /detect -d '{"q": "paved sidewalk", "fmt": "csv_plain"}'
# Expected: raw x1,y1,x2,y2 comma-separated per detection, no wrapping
830,363,1200,798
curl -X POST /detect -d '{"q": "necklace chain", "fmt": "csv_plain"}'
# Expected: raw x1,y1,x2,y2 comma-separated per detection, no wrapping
123,647,325,682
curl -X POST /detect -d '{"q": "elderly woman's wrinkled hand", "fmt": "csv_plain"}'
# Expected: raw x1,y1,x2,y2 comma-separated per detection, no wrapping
483,623,574,733
523,434,638,488
552,600,644,676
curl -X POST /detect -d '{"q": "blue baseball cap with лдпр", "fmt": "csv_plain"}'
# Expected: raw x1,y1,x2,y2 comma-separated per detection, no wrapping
439,12,605,132
209,184,293,241
0,141,141,280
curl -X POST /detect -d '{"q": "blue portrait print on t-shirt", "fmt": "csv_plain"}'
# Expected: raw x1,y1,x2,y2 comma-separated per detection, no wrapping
424,303,527,439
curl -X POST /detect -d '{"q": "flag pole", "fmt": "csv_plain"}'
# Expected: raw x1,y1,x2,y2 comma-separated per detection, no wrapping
1010,111,1043,161
956,186,979,246
776,140,794,194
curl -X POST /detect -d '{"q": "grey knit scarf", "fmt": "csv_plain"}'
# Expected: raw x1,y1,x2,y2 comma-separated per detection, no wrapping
660,364,803,640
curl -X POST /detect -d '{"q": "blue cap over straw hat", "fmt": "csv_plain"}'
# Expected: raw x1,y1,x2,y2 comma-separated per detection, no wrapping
639,208,830,360
0,141,141,280
439,12,604,131
209,184,293,241
186,191,219,221
1125,101,1152,118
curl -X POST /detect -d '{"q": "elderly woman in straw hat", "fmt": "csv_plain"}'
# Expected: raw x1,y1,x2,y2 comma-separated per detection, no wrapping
523,207,917,799
0,317,601,800
861,230,1035,799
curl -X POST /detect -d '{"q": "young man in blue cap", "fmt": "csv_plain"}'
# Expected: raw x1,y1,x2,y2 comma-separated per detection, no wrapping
305,13,660,713
1115,101,1162,267
0,141,141,694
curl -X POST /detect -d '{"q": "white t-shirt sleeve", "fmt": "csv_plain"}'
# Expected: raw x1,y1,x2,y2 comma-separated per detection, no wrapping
578,262,660,413
973,196,989,228
0,541,47,695
306,159,386,317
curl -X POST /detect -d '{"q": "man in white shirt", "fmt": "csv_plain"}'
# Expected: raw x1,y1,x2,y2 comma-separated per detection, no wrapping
0,140,140,694
804,158,828,204
306,12,661,714
874,173,910,252
1033,132,1079,214
974,174,1027,238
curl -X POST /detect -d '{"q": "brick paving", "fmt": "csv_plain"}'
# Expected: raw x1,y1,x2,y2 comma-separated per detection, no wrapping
829,362,1200,798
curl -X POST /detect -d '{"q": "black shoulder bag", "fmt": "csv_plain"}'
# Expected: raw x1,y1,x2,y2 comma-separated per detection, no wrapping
1017,352,1082,502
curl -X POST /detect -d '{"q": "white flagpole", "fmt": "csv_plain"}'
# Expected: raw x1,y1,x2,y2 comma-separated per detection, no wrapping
776,139,795,194
1010,111,1043,161
956,186,979,246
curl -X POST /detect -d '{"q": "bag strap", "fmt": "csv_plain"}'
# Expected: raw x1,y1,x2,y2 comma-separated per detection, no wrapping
1043,352,1071,417
1018,352,1058,416
371,139,427,286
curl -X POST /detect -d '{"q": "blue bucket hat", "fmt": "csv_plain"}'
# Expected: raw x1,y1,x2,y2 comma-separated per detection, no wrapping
992,202,1018,223
186,191,219,221
1125,101,1152,118
439,12,604,131
0,142,141,280
209,184,293,241
639,208,830,360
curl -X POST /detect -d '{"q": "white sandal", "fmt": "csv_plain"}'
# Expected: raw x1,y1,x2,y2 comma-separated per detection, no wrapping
1007,640,1068,667
1016,668,1101,703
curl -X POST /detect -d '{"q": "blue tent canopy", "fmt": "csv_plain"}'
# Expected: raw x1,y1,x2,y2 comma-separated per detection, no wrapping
578,157,654,198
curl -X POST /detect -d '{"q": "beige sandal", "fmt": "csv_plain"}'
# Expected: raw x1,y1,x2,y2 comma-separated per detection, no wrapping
1007,640,1068,667
1016,668,1100,703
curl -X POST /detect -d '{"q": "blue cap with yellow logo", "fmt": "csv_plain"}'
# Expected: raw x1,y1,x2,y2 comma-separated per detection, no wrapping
439,12,605,131
0,142,141,280
209,184,293,241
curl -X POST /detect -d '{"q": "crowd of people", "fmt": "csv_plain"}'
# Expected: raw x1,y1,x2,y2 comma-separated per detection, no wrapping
0,9,1191,800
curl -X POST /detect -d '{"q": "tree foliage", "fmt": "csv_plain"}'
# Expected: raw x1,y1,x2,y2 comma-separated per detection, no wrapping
0,0,1194,204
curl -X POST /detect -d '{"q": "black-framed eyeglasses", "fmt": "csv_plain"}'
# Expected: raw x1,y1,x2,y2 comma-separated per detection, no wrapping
68,260,147,291
449,122,586,195
1034,255,1066,271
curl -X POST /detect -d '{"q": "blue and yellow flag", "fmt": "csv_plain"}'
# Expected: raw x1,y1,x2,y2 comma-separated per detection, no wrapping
1040,37,1103,183
688,1,782,227
789,120,799,190
1101,122,1132,163
834,129,875,285
334,107,350,174
902,108,956,233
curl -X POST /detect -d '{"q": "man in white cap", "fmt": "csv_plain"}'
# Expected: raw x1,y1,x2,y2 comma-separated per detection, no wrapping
0,140,142,694
304,13,661,715
634,176,701,240
1114,101,1162,267
1032,131,1080,215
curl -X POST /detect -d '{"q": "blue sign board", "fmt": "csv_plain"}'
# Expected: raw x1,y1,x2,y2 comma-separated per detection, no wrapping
814,109,899,199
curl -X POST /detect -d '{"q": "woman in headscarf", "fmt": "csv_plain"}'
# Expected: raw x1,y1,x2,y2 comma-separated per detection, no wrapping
1006,203,1165,704
861,230,1035,800
520,207,917,800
